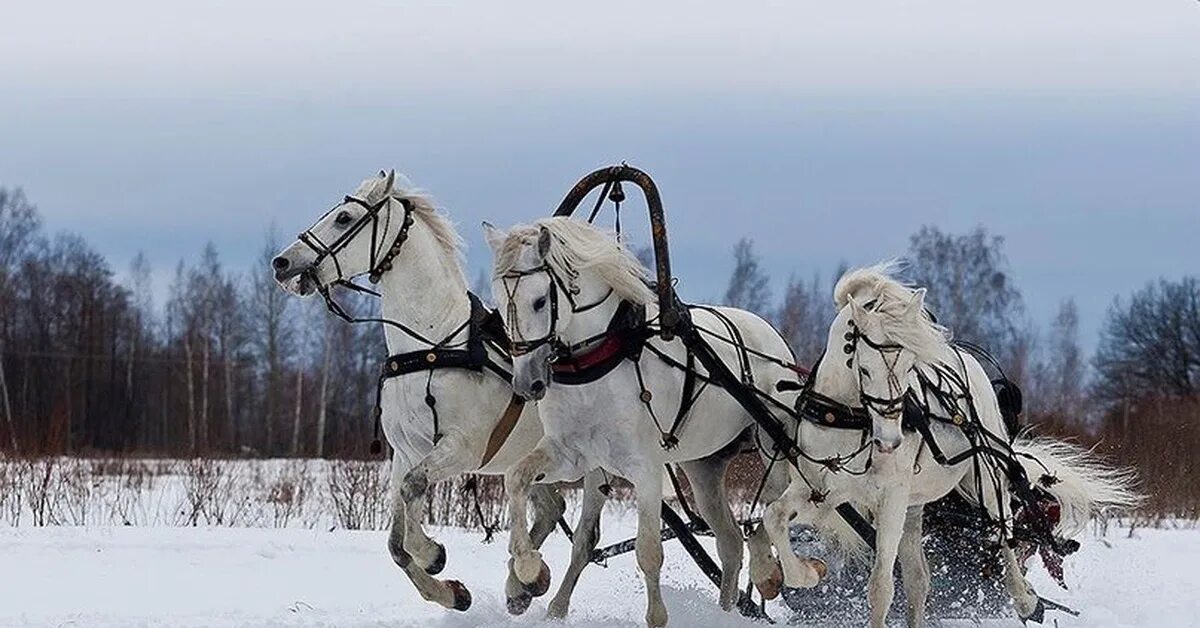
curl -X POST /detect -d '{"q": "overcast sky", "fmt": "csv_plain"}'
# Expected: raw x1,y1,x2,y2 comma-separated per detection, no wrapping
3,1,1198,347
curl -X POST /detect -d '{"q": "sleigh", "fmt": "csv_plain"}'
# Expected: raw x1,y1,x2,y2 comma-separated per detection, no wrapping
549,164,1079,623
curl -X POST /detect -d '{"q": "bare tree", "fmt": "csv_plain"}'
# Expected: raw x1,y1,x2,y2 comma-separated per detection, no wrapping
775,272,831,365
1029,299,1085,420
250,229,293,455
0,188,40,454
905,226,1029,377
1094,277,1200,405
723,238,772,315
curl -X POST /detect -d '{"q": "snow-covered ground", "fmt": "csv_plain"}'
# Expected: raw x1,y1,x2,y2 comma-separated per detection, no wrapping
3,508,1196,628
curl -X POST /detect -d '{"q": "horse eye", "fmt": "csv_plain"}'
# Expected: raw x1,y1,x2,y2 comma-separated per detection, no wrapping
859,367,871,380
334,210,353,226
532,296,547,311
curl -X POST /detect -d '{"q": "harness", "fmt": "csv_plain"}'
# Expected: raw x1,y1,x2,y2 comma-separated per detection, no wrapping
371,293,516,448
791,326,1077,559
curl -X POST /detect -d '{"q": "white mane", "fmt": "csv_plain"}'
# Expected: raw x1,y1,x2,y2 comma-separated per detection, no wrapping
354,175,466,282
834,261,951,364
493,217,654,306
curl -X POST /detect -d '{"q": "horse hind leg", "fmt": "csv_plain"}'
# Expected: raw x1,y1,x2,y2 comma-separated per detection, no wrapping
546,469,607,619
679,457,744,611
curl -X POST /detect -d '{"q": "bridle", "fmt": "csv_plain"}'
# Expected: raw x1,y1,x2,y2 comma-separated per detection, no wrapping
297,192,462,348
297,192,414,289
843,314,910,423
499,263,613,359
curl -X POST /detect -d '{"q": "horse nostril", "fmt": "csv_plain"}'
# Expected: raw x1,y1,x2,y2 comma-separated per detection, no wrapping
272,256,290,271
530,381,545,394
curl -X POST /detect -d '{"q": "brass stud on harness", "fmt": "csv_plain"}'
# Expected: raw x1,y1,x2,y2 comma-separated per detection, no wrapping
640,390,653,403
389,360,400,373
952,414,965,425
824,412,836,424
425,353,437,363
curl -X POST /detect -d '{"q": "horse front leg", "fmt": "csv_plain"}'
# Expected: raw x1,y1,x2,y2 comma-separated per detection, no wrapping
1001,543,1042,621
546,468,607,619
762,472,828,589
897,506,930,628
504,440,573,615
868,486,909,628
633,466,668,628
386,451,472,611
397,430,476,575
746,459,790,600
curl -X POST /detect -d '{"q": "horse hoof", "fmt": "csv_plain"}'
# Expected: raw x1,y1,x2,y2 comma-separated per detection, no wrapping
525,561,552,597
424,543,446,575
446,579,472,612
808,558,828,582
507,590,533,615
1020,597,1046,624
755,560,784,600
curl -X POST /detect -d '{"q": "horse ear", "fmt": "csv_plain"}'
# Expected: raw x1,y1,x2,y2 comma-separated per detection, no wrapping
537,225,552,259
906,288,927,318
382,169,396,196
482,222,506,254
847,295,869,323
378,169,386,178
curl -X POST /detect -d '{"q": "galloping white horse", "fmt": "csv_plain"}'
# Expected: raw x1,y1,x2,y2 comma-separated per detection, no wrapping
484,218,800,627
762,263,1140,628
273,171,606,613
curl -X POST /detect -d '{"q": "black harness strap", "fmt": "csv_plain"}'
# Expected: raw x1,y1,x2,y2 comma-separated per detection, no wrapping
371,293,514,450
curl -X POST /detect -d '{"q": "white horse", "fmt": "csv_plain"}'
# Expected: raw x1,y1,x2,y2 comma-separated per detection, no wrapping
273,171,607,614
763,263,1140,628
484,217,800,627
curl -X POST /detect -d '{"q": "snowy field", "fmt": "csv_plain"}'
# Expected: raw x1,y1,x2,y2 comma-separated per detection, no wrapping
3,507,1197,628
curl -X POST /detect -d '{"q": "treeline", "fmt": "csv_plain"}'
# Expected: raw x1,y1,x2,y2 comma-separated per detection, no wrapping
2,184,1198,513
0,188,382,457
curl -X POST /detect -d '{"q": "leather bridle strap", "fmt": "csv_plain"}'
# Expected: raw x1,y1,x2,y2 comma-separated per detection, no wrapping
501,263,614,358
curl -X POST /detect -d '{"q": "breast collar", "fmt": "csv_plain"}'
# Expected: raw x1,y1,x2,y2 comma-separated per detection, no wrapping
378,292,511,383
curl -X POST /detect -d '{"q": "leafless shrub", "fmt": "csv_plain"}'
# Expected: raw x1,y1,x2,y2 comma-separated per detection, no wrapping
426,474,507,531
264,460,313,528
24,457,56,526
179,458,250,526
53,457,91,525
0,457,26,525
327,459,388,530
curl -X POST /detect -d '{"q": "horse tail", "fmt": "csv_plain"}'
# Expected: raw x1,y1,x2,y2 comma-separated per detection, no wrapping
1011,436,1142,536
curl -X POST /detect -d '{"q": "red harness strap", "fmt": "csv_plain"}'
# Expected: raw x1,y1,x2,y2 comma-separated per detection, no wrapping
552,334,627,375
